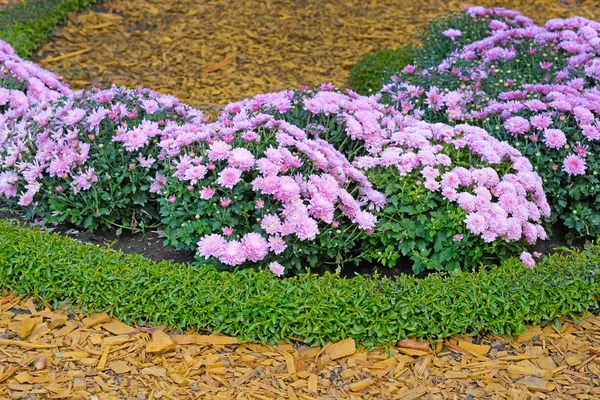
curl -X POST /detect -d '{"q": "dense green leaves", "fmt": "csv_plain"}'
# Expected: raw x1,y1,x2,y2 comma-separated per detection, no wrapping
0,0,99,58
0,219,598,347
347,46,417,95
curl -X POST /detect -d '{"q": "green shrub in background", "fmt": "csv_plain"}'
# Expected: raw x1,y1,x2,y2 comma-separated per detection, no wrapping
348,9,536,94
1,219,598,347
0,0,99,59
347,46,417,95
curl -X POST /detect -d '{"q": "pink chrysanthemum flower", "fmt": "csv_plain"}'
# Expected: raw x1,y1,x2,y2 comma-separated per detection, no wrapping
269,261,285,277
543,129,567,149
503,116,530,136
220,197,231,207
242,232,269,262
353,211,377,231
220,240,246,266
442,29,463,41
520,251,535,269
562,155,587,175
261,214,282,235
217,167,242,189
197,234,227,259
268,235,287,254
465,212,487,235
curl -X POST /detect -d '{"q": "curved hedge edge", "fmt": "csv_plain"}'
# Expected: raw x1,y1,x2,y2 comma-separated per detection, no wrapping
0,219,598,348
0,0,100,59
347,45,417,95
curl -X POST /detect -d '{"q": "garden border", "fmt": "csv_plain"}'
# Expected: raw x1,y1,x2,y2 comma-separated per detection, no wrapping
1,219,598,347
0,0,100,58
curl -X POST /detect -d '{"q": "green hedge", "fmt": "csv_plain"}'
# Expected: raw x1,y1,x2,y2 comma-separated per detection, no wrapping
0,219,598,347
0,0,99,58
347,46,417,95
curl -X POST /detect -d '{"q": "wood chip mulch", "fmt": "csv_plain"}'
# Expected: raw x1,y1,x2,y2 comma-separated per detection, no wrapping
34,0,600,114
1,294,600,399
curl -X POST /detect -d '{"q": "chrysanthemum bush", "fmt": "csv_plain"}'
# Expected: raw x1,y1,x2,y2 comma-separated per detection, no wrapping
158,91,380,274
193,87,550,273
1,86,205,232
0,44,207,232
380,7,600,239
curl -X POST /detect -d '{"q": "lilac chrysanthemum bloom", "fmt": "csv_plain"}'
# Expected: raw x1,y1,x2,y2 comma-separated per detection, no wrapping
268,235,287,254
503,116,530,136
353,211,377,231
242,232,269,262
562,155,586,175
141,99,159,114
207,140,232,161
149,172,167,194
197,234,227,259
229,148,255,171
442,29,463,41
261,214,282,235
465,212,487,235
137,154,156,168
184,165,208,185
123,128,149,152
543,129,567,149
520,251,535,269
529,115,552,130
200,186,215,199
62,108,86,126
217,167,242,189
442,187,458,201
424,179,440,191
269,261,285,277
220,240,246,266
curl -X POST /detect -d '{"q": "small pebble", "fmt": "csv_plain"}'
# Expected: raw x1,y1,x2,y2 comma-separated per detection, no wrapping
491,341,505,350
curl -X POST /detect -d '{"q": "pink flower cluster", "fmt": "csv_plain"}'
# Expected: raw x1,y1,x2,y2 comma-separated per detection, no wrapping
384,8,600,178
0,40,70,116
220,88,549,247
353,117,550,244
0,83,201,207
161,102,381,266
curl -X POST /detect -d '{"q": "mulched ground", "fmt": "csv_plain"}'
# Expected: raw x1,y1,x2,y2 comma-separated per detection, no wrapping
34,0,600,114
1,294,600,399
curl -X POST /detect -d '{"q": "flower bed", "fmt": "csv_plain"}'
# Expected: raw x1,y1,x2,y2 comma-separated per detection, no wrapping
0,35,553,274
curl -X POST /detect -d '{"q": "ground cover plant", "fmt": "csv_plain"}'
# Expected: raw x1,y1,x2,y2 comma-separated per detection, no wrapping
1,219,598,346
378,6,600,241
348,46,417,95
0,0,99,58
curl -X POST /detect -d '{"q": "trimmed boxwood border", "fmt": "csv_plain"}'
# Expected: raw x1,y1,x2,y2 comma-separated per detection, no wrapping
0,0,99,58
0,219,598,347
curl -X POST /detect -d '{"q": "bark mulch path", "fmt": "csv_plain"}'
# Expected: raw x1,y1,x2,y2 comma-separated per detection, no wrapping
1,294,600,399
35,0,600,114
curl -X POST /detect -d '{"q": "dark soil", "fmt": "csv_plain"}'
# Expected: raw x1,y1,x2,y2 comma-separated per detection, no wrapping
0,209,196,264
0,208,586,278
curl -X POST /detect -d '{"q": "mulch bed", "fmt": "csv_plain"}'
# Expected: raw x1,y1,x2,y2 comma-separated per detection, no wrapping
1,294,600,399
34,0,600,113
